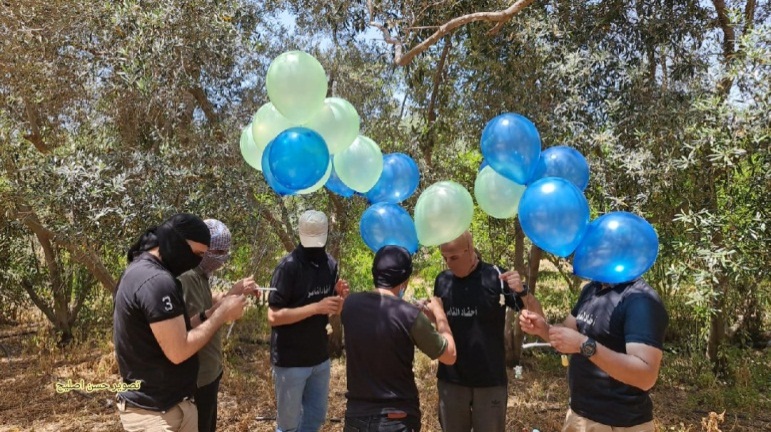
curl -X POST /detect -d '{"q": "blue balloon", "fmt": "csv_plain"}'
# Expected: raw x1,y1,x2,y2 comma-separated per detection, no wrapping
268,127,330,190
518,177,590,257
480,113,541,184
478,158,489,172
359,203,419,254
261,141,297,196
325,158,355,198
365,153,420,204
529,146,590,190
573,212,659,284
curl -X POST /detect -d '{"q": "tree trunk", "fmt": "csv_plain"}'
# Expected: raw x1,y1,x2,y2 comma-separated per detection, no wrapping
505,221,527,367
327,193,351,359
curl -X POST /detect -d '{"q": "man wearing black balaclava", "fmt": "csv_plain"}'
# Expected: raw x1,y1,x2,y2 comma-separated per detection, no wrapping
113,213,247,432
267,210,350,432
341,245,457,431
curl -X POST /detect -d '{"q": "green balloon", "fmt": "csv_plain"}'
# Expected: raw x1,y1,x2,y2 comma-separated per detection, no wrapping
266,51,327,123
240,124,261,171
251,102,294,153
333,135,383,193
304,97,360,154
474,166,526,219
414,181,474,246
297,159,332,195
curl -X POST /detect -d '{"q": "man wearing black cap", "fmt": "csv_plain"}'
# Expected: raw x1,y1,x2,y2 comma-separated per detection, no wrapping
342,245,457,431
113,213,247,432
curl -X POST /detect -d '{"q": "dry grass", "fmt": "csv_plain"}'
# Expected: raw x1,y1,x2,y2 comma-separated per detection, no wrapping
1,316,769,432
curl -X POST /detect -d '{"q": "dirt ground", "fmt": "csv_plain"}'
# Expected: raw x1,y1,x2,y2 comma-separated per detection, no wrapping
0,322,768,432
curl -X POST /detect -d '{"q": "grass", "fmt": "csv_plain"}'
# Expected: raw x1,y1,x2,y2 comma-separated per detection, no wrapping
1,300,769,432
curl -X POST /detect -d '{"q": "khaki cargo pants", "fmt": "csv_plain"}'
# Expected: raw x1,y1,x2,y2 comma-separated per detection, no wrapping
117,398,198,432
562,409,655,432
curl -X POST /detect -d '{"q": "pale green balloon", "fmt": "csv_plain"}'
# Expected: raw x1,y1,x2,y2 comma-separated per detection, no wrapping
297,159,332,195
266,51,327,123
474,166,527,219
251,102,294,153
333,135,383,193
240,124,261,171
304,97,360,154
414,181,474,246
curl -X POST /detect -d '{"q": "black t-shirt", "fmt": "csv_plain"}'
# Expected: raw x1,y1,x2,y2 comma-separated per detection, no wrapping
433,261,524,387
568,279,669,427
112,253,198,411
269,245,338,367
342,292,445,419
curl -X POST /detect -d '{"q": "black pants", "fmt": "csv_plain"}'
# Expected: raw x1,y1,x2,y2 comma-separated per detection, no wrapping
195,372,223,432
344,413,421,432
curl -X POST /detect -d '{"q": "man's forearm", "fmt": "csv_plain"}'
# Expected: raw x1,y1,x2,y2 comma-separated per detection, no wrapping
268,304,318,327
589,343,661,391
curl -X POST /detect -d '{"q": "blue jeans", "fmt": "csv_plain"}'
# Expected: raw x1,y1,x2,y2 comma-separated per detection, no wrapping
273,359,331,432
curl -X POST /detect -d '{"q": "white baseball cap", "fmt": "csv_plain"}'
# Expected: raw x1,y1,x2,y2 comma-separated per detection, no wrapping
299,210,328,247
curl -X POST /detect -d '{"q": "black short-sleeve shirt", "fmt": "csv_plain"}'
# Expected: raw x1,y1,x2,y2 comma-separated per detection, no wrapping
342,292,445,419
433,261,524,387
269,245,338,367
113,253,198,411
568,279,669,427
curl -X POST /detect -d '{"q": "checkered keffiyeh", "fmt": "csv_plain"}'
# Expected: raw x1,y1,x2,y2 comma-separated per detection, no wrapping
204,219,231,251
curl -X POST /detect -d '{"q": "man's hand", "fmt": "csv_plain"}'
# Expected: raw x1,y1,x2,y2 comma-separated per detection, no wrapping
229,276,256,296
499,270,525,294
424,297,446,325
548,326,586,354
213,294,247,323
315,296,343,315
519,309,549,340
335,279,350,299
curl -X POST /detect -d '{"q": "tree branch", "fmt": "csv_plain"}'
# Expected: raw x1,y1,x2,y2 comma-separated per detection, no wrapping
249,194,295,253
371,0,537,66
22,101,50,154
188,86,220,124
12,207,116,293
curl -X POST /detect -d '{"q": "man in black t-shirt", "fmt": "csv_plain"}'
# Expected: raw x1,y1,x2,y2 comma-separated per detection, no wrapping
113,213,247,432
520,278,668,431
268,210,349,432
433,231,544,432
342,245,457,432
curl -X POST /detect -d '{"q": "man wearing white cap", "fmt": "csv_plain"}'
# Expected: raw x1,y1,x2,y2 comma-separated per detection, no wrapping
268,210,349,432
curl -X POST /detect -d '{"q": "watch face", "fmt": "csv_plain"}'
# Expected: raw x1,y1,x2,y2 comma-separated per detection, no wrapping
581,339,596,357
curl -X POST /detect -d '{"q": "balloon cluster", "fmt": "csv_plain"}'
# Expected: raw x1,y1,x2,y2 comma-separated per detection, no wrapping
472,112,658,283
240,51,421,254
240,51,658,283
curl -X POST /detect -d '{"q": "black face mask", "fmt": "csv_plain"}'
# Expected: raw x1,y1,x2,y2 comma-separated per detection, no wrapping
300,244,328,266
157,224,204,277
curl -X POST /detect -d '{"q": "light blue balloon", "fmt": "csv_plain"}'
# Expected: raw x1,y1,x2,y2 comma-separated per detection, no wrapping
261,141,297,196
360,203,419,254
573,212,659,283
480,113,541,184
365,153,420,204
518,177,590,257
268,127,330,190
325,157,355,198
529,146,590,191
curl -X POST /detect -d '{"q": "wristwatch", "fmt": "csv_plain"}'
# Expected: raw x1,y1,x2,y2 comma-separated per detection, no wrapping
199,310,208,323
516,283,529,298
580,337,597,358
